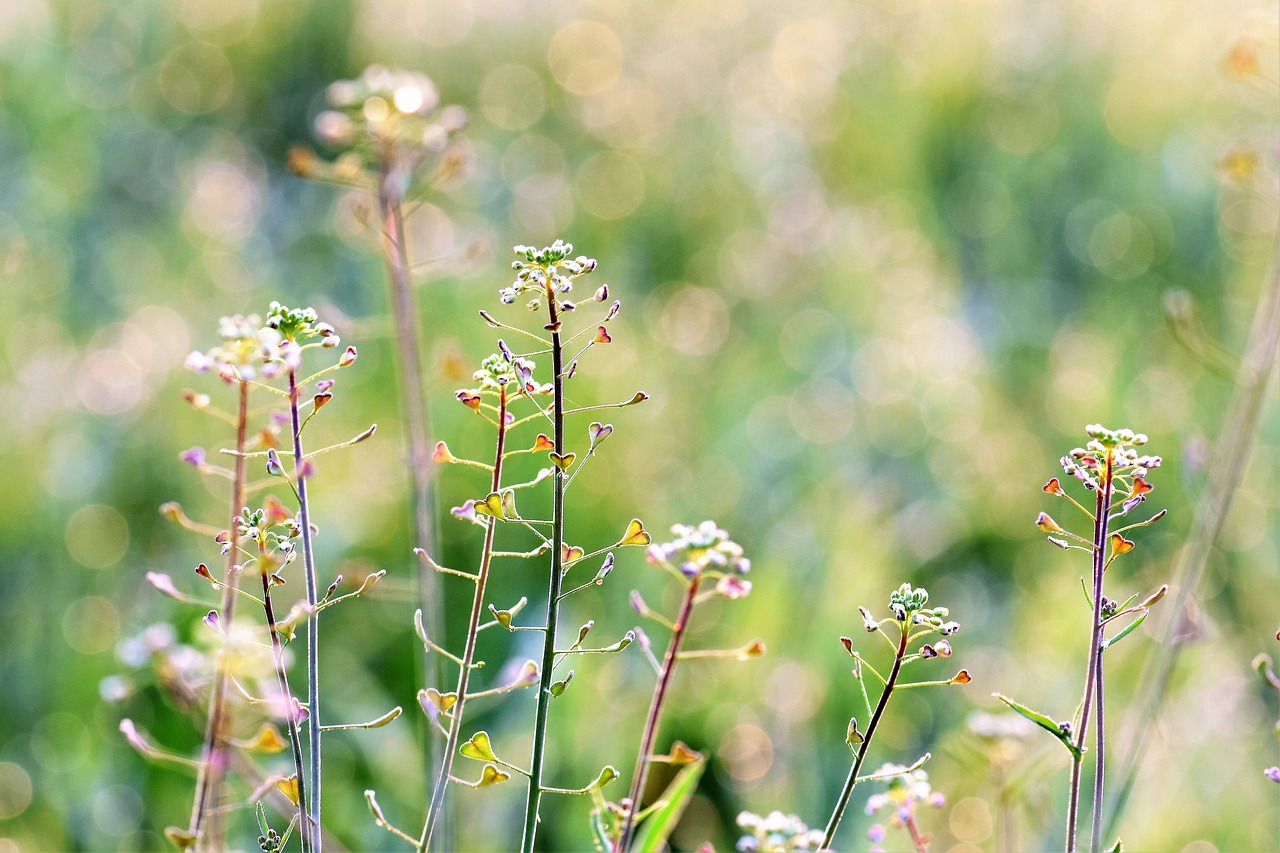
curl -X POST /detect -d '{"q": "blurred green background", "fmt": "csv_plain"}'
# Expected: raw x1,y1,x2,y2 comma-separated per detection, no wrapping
1,0,1277,850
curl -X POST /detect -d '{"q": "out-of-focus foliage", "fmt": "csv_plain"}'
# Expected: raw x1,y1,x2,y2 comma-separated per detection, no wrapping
0,0,1276,850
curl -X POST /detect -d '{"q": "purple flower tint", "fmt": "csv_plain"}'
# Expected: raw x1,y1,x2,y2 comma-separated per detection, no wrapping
645,544,664,565
316,379,335,393
735,557,751,574
679,561,700,578
1266,767,1280,783
203,610,221,632
716,575,753,600
451,500,478,523
930,793,946,808
184,351,213,372
629,589,646,614
867,824,886,843
179,447,206,467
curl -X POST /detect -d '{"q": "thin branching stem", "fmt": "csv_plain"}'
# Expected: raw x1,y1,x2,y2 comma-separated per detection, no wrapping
289,368,322,852
821,622,911,850
1067,453,1114,853
614,575,702,852
522,292,566,853
189,381,249,850
421,387,508,852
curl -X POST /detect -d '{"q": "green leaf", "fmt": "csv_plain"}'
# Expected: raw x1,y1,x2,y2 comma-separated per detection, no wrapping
993,693,1082,759
1105,839,1124,853
630,754,707,853
1102,611,1148,650
459,731,498,762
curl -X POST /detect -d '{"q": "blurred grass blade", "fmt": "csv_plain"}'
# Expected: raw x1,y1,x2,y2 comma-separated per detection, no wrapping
630,755,705,853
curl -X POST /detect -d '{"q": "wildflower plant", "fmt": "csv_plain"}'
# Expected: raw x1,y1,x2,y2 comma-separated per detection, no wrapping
124,306,388,852
363,240,651,852
603,522,764,853
291,67,471,792
821,583,969,849
996,425,1168,853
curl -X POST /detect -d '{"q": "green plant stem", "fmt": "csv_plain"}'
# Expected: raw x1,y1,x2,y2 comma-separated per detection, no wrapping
522,295,566,853
821,621,910,850
289,368,322,852
189,381,249,850
259,551,312,853
421,387,508,852
1106,233,1280,838
1067,454,1114,853
614,574,703,853
378,163,446,836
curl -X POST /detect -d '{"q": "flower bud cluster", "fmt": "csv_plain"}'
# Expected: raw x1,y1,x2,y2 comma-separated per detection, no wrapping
467,351,550,397
1059,424,1162,492
265,302,336,345
234,503,301,564
503,240,598,308
734,810,824,852
887,583,959,633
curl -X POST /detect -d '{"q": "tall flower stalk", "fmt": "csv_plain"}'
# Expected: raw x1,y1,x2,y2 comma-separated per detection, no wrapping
500,241,649,853
611,522,760,852
821,584,968,850
261,302,355,851
997,425,1168,853
365,240,646,851
290,69,469,822
183,324,254,850
418,354,517,850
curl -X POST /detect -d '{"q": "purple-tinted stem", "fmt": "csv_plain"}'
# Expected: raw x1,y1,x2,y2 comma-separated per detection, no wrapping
1066,451,1113,853
614,573,703,853
189,381,249,848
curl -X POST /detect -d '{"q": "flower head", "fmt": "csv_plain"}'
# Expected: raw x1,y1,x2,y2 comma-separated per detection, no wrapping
735,810,825,852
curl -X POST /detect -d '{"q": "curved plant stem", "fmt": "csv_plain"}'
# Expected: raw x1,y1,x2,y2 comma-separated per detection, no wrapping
821,622,910,850
1106,233,1280,839
289,368,323,852
1067,454,1113,853
522,295,567,853
189,381,249,850
377,163,446,841
259,551,312,853
614,575,702,852
421,387,508,852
